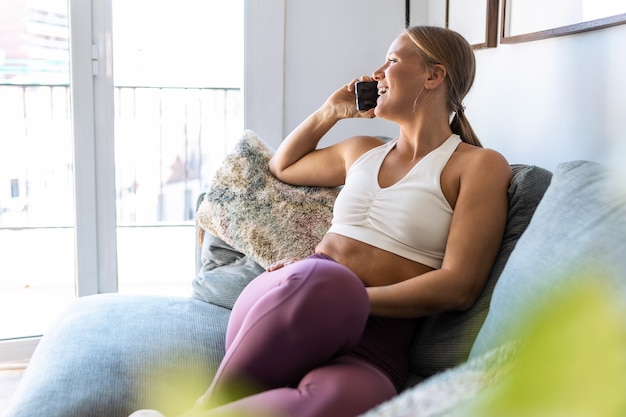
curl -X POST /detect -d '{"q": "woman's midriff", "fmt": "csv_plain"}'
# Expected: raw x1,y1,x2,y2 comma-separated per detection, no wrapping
315,232,434,287
314,233,425,390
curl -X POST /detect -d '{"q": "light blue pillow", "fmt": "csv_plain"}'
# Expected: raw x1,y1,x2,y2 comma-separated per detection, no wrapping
6,294,229,417
470,161,626,358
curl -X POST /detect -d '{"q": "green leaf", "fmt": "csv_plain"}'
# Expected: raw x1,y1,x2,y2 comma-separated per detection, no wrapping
471,276,626,417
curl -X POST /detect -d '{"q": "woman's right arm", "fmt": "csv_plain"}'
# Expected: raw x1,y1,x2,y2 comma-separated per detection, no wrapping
268,80,379,187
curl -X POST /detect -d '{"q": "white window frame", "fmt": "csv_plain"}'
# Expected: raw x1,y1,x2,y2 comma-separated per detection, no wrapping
0,0,117,362
71,0,119,296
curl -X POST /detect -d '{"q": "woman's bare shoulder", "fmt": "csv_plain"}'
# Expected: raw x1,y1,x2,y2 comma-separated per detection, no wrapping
444,144,511,200
341,135,388,150
338,135,389,166
456,143,511,176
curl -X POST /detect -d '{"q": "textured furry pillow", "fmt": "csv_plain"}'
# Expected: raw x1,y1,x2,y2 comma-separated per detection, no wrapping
196,130,339,268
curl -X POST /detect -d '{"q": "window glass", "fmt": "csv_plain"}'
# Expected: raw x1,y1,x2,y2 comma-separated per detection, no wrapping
0,0,75,340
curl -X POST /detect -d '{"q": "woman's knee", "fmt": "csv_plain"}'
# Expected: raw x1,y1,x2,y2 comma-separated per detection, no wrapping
301,258,366,299
229,257,370,355
284,258,369,322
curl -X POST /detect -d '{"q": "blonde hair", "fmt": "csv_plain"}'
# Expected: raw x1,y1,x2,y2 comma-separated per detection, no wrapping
403,26,482,147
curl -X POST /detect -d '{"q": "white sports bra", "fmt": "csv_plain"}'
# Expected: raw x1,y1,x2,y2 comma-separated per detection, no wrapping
327,134,461,269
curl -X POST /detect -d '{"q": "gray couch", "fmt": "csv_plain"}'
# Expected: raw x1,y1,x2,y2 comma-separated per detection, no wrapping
6,132,626,417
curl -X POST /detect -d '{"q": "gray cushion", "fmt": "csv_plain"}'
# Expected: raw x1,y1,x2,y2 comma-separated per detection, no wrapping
192,231,265,309
470,160,626,358
6,294,230,417
408,164,552,378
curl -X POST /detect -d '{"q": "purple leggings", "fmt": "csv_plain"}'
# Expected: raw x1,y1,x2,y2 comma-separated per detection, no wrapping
192,254,414,417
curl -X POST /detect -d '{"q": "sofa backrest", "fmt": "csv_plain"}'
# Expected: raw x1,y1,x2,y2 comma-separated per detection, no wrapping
470,160,626,358
407,164,553,378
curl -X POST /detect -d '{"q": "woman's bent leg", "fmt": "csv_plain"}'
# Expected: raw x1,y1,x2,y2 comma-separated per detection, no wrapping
196,356,397,417
203,257,370,408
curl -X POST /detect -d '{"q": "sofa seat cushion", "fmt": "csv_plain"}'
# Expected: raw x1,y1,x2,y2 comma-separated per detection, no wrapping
6,294,230,417
470,160,626,358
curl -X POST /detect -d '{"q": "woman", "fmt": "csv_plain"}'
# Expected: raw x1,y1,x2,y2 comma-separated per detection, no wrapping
132,25,512,417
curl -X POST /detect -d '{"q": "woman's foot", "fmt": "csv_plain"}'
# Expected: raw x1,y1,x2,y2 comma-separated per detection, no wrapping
128,410,166,417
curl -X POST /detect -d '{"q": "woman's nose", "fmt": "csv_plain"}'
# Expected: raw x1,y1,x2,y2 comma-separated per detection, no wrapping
372,66,385,80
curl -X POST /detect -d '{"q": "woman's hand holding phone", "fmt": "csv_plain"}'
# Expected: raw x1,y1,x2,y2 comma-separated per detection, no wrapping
322,77,377,120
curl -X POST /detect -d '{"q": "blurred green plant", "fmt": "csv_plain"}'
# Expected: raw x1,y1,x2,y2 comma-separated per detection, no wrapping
465,275,626,417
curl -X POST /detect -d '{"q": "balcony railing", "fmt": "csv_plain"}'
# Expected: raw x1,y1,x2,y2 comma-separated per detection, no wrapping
0,85,242,338
0,84,243,228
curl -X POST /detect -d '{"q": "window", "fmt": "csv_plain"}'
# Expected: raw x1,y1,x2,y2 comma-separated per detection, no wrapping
0,0,75,343
0,0,243,357
111,0,243,294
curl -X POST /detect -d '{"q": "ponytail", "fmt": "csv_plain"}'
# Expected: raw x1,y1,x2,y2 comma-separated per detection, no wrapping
451,108,482,147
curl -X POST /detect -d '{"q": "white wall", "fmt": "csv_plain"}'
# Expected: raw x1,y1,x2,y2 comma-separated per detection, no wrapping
282,0,405,148
469,24,626,171
245,1,626,172
245,0,404,149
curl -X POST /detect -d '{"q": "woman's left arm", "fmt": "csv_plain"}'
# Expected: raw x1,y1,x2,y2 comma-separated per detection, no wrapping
367,149,512,318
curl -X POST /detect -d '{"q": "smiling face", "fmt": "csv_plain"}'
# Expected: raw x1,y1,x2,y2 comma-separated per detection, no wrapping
372,35,433,123
378,26,481,146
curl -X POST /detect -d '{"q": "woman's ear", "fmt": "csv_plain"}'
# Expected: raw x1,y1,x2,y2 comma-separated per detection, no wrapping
425,64,447,90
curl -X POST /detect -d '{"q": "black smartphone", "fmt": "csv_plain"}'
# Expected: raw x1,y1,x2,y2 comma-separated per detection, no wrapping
355,81,379,111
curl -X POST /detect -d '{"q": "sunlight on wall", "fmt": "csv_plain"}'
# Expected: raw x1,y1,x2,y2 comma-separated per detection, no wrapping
508,0,626,35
